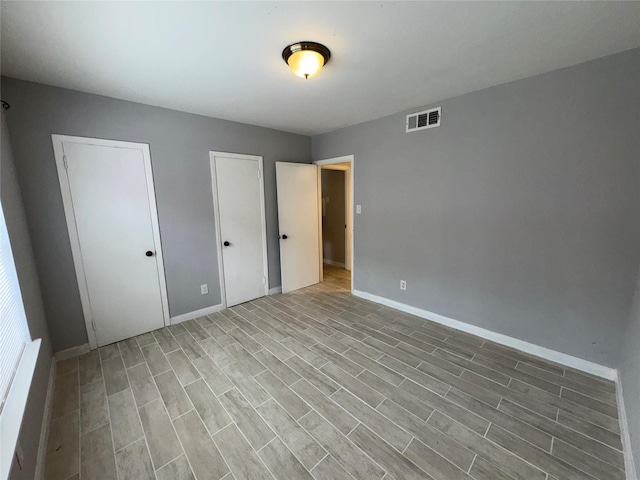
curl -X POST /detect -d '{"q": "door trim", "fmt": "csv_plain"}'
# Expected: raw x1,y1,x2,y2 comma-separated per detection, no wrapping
209,151,269,308
52,134,170,350
314,154,355,293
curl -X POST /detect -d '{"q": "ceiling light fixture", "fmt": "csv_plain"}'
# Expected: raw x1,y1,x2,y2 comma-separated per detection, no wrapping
282,41,331,79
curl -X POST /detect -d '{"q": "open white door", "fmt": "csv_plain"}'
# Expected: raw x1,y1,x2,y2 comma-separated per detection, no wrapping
276,162,320,293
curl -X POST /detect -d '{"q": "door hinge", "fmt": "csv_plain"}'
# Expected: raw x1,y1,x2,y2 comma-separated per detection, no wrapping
63,155,68,169
263,276,267,285
258,170,261,179
91,320,97,332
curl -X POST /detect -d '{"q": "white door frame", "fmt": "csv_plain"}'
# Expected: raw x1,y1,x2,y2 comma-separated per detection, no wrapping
209,151,269,308
313,154,355,292
52,135,170,350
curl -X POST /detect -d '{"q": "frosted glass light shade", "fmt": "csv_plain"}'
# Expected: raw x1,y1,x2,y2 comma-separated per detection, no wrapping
287,50,325,78
282,42,331,79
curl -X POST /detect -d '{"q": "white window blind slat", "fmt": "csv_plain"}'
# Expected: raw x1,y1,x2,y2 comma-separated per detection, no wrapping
0,203,31,414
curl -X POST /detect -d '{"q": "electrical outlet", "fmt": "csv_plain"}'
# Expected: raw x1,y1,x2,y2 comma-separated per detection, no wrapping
200,284,208,295
400,280,407,290
356,204,362,214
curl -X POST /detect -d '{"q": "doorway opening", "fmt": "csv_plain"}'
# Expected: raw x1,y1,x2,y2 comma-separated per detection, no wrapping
315,156,353,293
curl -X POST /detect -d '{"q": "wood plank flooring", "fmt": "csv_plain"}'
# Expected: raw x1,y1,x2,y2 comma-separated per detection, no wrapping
44,265,625,480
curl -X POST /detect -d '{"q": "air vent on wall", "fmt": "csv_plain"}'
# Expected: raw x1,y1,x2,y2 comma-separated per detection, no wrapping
406,107,441,132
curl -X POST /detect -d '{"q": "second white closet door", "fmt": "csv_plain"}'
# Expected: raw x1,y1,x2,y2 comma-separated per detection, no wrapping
214,155,267,306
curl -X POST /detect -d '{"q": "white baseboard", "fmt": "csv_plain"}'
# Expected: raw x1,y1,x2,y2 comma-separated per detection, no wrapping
323,259,346,268
269,286,282,295
616,374,638,480
353,289,618,381
170,304,224,324
54,343,90,361
34,358,56,480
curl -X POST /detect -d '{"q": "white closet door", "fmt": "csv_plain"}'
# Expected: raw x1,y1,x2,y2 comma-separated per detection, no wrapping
55,137,167,347
213,154,268,306
276,162,320,293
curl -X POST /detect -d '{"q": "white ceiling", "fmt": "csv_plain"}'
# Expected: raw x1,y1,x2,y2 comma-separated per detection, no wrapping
1,2,639,135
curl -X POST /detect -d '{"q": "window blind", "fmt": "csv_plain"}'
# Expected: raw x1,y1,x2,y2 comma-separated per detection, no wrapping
0,203,31,414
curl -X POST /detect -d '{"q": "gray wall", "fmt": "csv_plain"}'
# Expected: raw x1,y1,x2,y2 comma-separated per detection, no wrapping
312,48,640,367
2,110,53,480
1,77,311,352
620,267,640,474
321,169,346,265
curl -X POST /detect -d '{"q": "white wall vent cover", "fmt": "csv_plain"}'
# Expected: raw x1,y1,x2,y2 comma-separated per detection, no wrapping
406,107,441,132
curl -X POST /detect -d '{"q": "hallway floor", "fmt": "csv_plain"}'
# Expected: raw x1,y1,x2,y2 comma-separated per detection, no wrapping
45,269,625,480
321,263,351,292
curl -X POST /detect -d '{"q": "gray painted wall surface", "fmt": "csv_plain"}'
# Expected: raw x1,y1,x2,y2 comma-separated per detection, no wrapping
321,169,346,264
2,110,53,480
312,48,640,367
620,269,640,474
1,77,310,352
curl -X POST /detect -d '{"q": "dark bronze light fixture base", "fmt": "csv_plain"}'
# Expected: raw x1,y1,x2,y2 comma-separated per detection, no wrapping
282,41,331,66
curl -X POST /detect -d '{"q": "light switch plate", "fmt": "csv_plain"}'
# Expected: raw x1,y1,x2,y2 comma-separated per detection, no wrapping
356,204,362,214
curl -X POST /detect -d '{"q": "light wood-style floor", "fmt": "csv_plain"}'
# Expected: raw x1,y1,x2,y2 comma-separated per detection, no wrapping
44,265,625,480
